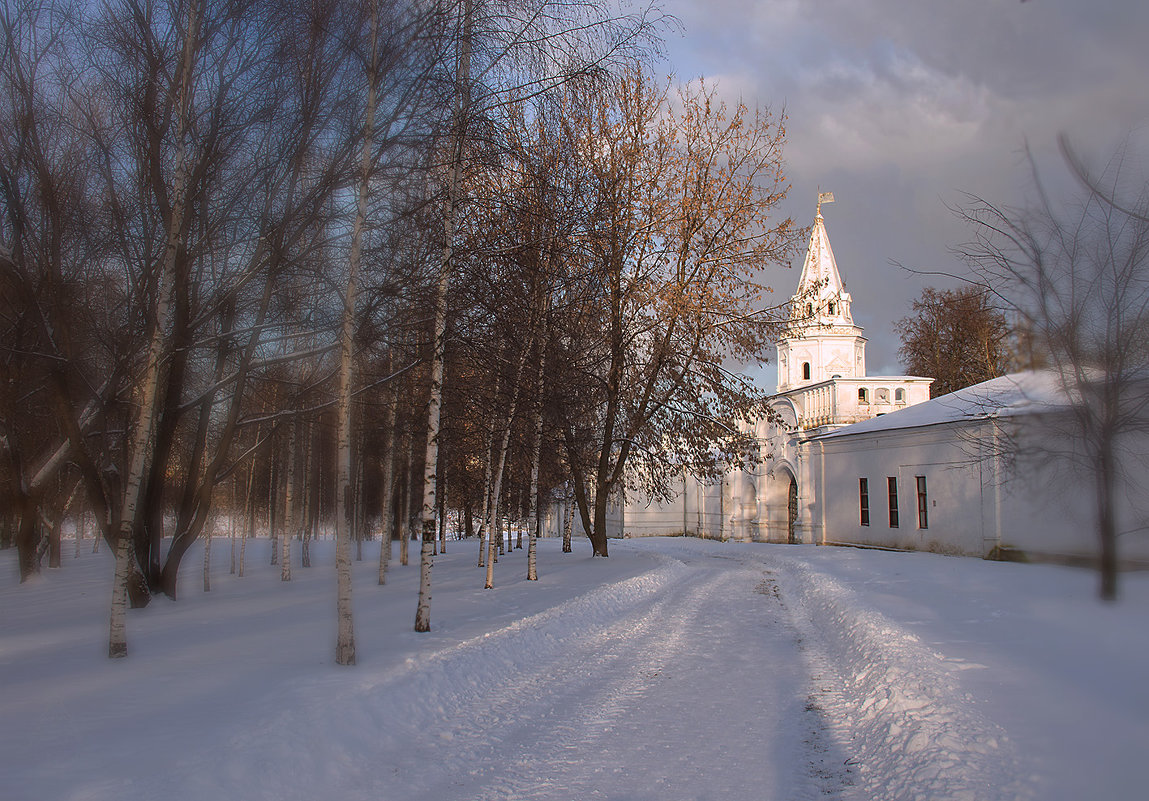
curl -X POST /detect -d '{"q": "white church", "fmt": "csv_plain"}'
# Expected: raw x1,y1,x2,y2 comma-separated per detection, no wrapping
577,197,1149,568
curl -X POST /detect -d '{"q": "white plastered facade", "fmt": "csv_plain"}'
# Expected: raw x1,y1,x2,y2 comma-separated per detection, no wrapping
597,203,1149,568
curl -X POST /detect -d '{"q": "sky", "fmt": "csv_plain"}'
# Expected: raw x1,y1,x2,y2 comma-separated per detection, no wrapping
656,0,1149,385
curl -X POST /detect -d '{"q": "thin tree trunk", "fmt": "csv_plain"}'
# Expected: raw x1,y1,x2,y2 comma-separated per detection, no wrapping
485,344,530,589
477,378,499,567
414,0,474,634
527,328,547,580
399,438,411,567
378,387,398,585
202,517,211,592
485,495,497,576
229,477,237,575
333,1,382,663
1096,434,1119,601
355,448,364,562
269,451,278,567
302,421,314,568
239,446,257,578
281,420,296,581
563,491,573,553
438,472,447,554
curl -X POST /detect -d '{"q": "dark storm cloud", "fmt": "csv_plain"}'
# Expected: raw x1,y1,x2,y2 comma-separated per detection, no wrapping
661,0,1149,380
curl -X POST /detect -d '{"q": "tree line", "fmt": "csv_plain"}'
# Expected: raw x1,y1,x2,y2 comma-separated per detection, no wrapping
0,0,798,658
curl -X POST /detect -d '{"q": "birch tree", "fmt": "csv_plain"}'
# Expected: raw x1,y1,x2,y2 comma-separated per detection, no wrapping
107,0,202,657
331,0,387,666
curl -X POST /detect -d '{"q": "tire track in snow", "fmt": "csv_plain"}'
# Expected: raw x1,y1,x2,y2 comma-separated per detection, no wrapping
447,578,702,800
434,550,825,801
767,552,1030,801
390,549,814,801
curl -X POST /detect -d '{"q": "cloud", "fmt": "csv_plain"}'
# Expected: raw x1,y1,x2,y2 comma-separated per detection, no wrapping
659,0,1149,379
787,46,999,175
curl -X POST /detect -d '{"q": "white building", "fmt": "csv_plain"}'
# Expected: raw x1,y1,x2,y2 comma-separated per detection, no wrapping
808,370,1149,565
610,199,932,543
751,200,932,544
601,198,1149,569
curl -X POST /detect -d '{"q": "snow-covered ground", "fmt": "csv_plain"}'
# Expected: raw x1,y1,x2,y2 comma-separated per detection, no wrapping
2,535,1146,801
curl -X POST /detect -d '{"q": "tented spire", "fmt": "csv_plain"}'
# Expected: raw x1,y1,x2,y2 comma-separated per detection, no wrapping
776,197,866,392
794,201,851,323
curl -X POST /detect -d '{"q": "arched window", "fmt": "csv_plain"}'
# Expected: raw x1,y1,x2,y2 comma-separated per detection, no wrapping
827,302,835,315
876,388,889,403
858,388,868,403
806,303,813,317
895,388,905,402
802,362,811,380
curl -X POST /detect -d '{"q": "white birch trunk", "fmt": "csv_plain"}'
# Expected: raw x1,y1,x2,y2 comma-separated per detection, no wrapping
484,344,530,589
268,455,277,566
333,0,383,663
399,452,410,567
477,377,499,567
109,0,200,658
484,491,498,580
354,452,364,562
413,0,475,633
229,476,237,575
438,475,447,554
301,423,313,568
239,450,256,577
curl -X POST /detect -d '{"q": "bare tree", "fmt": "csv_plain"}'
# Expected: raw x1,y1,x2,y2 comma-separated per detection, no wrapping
955,138,1149,600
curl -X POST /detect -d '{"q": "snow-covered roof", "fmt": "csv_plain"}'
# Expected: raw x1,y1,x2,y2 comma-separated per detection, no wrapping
813,371,1069,440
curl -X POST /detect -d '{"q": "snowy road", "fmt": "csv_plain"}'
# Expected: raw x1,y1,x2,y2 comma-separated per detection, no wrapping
377,546,831,801
180,542,842,801
163,539,1021,801
3,536,1145,801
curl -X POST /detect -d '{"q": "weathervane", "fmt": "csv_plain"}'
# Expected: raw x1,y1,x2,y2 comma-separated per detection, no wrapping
817,190,835,216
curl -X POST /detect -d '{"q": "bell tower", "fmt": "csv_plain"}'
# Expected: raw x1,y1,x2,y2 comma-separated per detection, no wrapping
776,194,867,392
